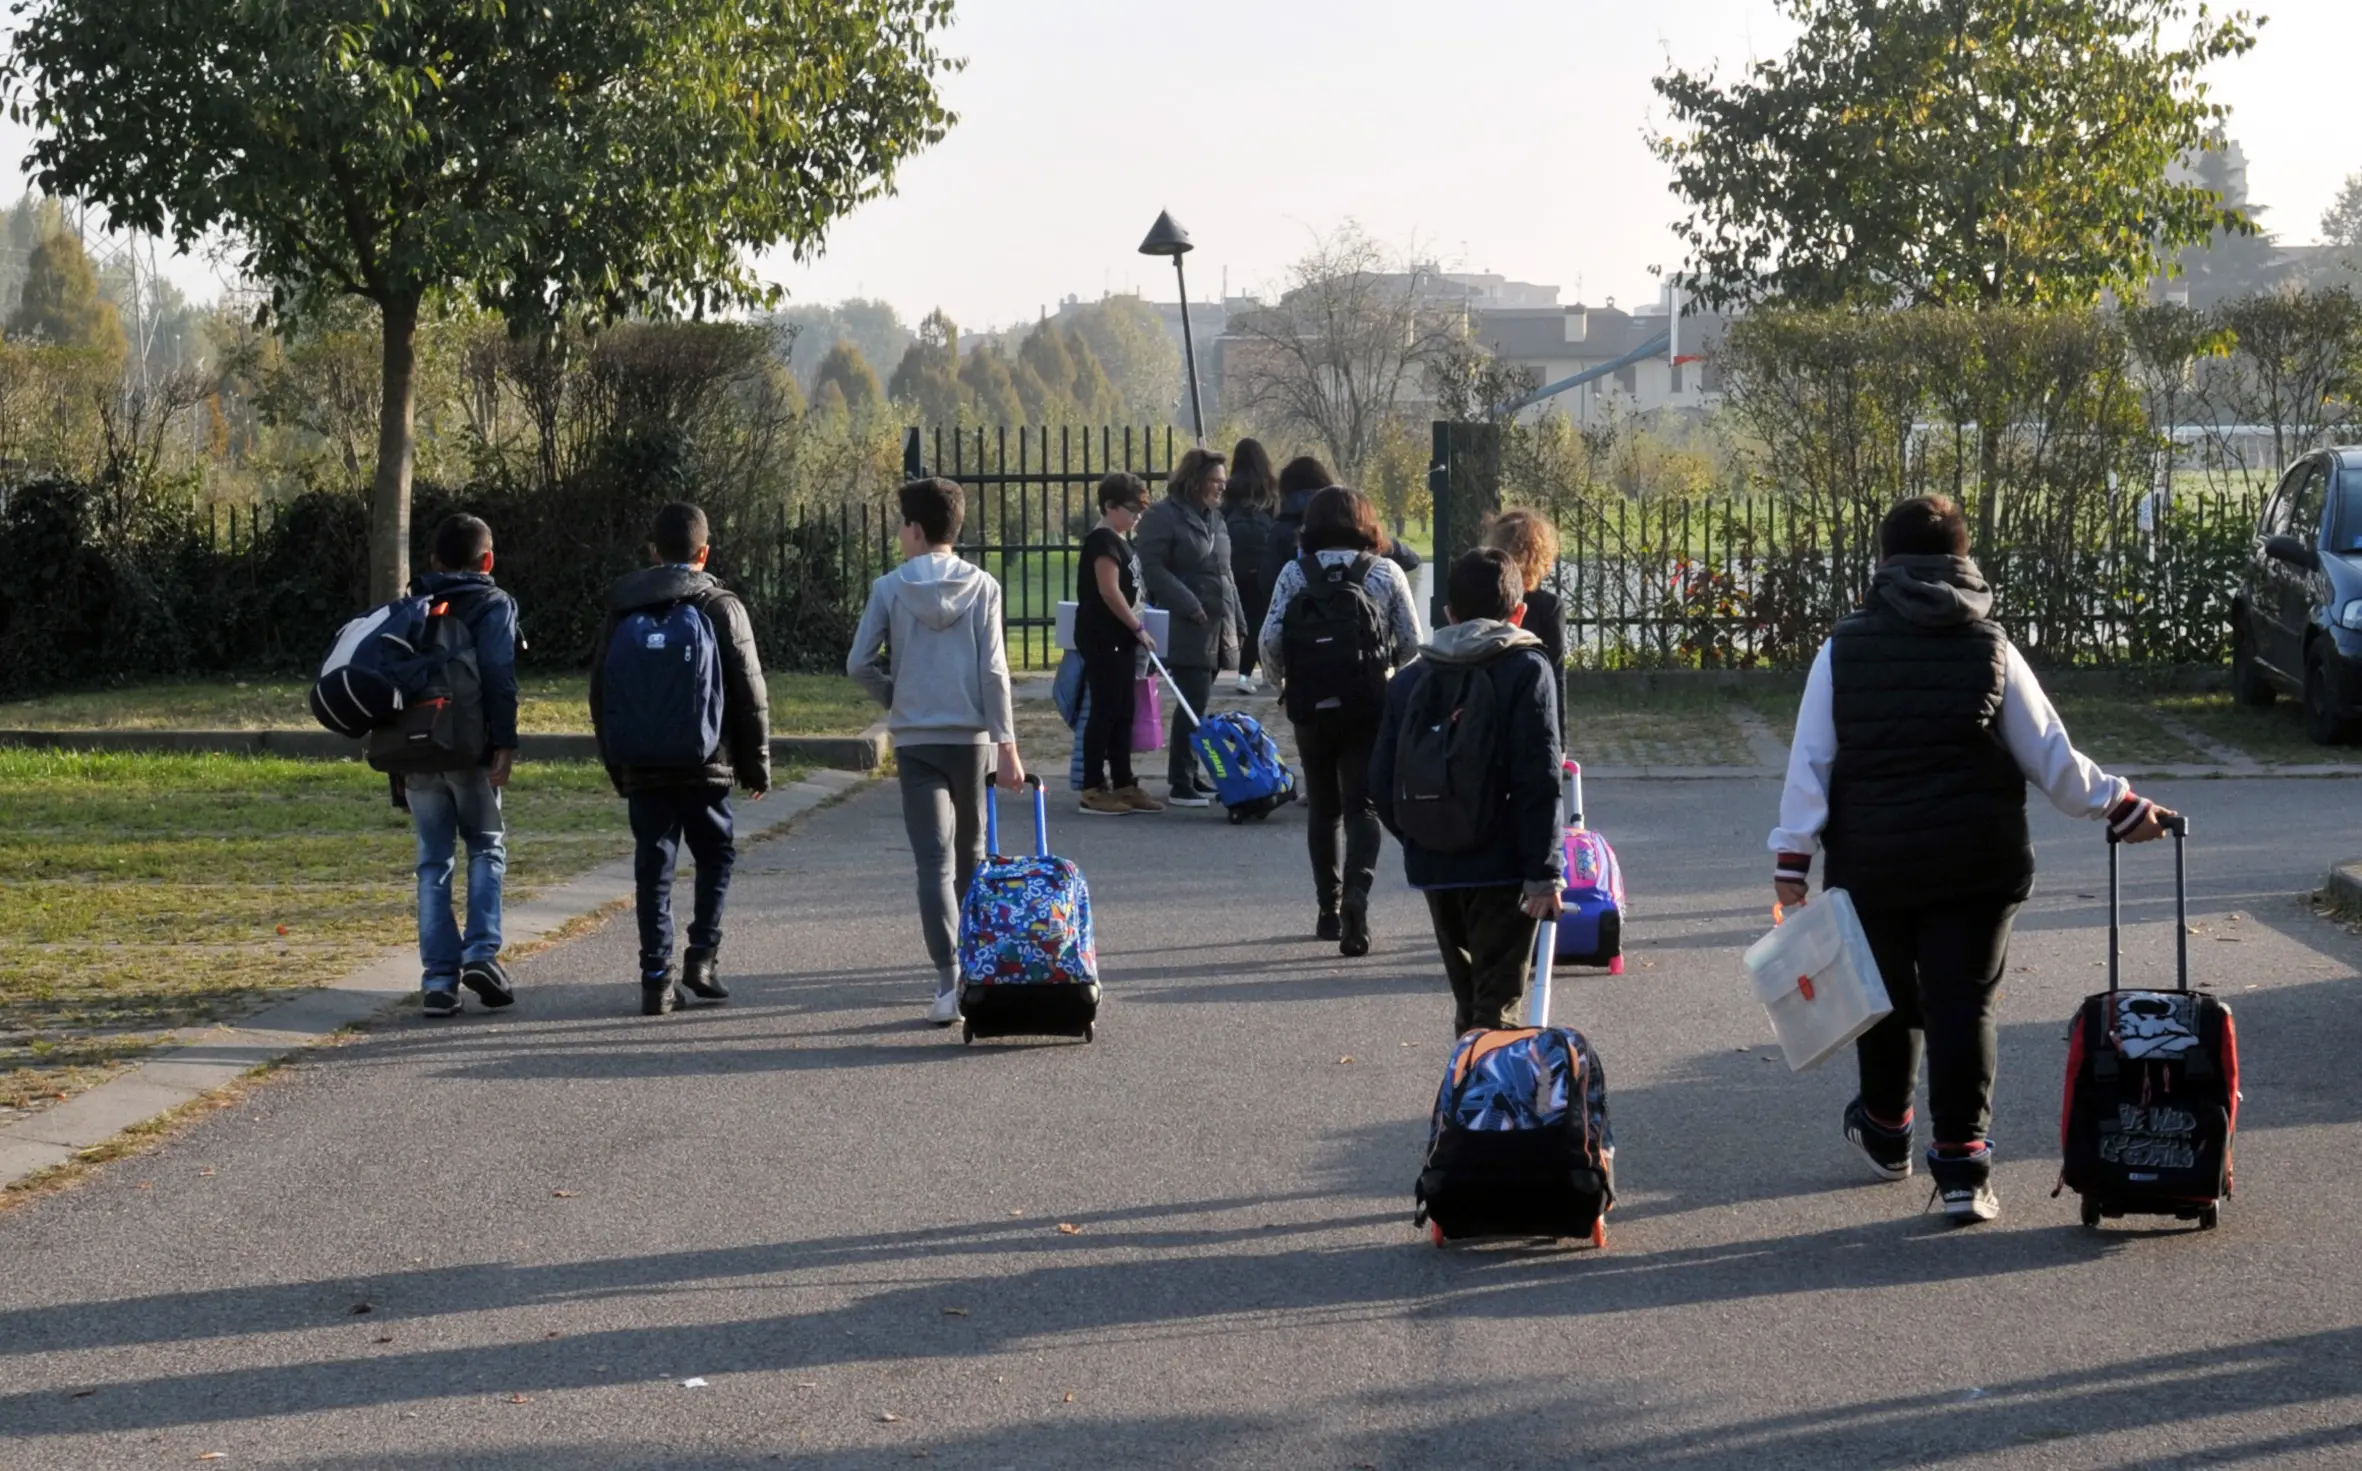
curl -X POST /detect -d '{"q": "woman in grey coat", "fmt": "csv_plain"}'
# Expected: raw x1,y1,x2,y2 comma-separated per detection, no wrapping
1135,447,1246,805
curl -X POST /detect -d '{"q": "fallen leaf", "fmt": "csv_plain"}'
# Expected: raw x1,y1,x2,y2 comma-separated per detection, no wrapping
276,925,288,936
506,1394,530,1404
682,1377,708,1389
940,1307,969,1317
372,1336,393,1344
878,1412,901,1423
1056,1223,1082,1235
1337,1055,1356,1065
68,1389,94,1399
553,1190,577,1199
199,1169,215,1177
1008,1208,1024,1216
2214,936,2242,943
198,1457,226,1464
795,1382,820,1390
349,1304,372,1315
545,1331,560,1340
1063,1392,1075,1403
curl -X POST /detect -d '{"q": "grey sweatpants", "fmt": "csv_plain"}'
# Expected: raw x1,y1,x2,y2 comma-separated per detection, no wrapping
897,743,990,988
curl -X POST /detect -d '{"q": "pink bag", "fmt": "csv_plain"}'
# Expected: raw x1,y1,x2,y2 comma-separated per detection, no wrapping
1131,676,1165,751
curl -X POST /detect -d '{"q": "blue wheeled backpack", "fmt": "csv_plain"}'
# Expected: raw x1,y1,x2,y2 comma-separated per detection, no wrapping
601,600,724,769
958,775,1100,1044
1191,710,1296,823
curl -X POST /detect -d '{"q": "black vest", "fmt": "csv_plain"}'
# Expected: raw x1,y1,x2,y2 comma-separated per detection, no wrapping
1823,606,2033,906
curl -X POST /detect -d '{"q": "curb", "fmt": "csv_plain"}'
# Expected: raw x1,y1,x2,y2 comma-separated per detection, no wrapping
0,768,872,1190
2325,861,2362,918
0,727,889,772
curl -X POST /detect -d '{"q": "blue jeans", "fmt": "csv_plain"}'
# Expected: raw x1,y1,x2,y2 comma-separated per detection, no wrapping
628,787,736,977
406,769,506,990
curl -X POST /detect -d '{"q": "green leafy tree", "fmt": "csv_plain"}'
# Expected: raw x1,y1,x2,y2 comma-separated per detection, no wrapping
7,0,957,599
888,308,965,425
2322,171,2362,272
813,341,884,412
781,296,912,386
1063,297,1182,426
1653,0,2260,309
7,228,124,356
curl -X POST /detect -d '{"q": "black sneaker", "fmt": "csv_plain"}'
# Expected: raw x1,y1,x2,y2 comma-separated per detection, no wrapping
1842,1097,1914,1182
422,987,461,1018
1167,785,1213,808
1338,895,1371,958
640,971,678,1017
1315,910,1341,942
1927,1145,2000,1225
680,948,729,1003
459,958,516,1009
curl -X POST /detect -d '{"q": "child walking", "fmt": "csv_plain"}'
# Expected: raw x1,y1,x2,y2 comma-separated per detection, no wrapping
849,477,1028,1024
1075,471,1163,816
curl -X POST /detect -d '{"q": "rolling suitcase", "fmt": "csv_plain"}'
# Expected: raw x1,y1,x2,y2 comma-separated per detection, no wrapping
957,775,1100,1044
1150,652,1297,823
1554,760,1627,973
2057,815,2237,1230
1415,918,1616,1248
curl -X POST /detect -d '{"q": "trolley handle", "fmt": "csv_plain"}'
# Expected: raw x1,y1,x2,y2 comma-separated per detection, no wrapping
985,771,1051,860
1528,918,1559,1029
2106,812,2190,995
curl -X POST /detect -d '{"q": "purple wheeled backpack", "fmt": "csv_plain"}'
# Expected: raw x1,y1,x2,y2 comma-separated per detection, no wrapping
957,775,1100,1044
1555,761,1627,974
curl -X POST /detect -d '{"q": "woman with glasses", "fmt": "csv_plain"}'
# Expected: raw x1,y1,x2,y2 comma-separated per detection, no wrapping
1075,473,1164,816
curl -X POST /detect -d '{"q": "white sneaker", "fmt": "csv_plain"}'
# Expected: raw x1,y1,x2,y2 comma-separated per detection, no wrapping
1234,674,1257,694
927,989,961,1026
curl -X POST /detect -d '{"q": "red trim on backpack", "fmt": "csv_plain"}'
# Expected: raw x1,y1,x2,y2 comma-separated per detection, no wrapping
2220,1005,2240,1193
2061,1007,2088,1158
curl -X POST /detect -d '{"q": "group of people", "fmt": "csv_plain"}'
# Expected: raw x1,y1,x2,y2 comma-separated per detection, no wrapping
398,468,2180,1230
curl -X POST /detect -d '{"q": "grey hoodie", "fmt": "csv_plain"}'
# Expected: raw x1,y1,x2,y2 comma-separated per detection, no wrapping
1872,554,1993,627
847,551,1017,747
1416,618,1545,667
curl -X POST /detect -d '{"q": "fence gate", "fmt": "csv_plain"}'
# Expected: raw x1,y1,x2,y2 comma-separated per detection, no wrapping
1427,421,1501,626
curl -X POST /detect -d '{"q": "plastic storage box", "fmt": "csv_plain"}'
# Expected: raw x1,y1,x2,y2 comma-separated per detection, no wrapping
1742,889,1893,1071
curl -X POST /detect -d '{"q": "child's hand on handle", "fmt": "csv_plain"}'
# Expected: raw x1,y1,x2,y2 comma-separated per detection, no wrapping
1522,890,1565,920
995,743,1026,791
2108,794,2176,844
1133,623,1158,650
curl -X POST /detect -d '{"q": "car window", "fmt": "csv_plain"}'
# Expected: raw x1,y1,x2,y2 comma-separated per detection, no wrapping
2335,468,2362,554
2262,465,2306,536
2288,463,2330,541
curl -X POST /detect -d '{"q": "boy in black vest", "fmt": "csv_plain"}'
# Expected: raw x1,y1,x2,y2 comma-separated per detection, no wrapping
1372,547,1565,1035
409,514,521,1017
591,502,772,1016
1770,495,2173,1224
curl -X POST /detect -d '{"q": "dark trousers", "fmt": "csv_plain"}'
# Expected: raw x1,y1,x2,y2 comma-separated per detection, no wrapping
1424,886,1540,1035
1853,898,2021,1147
1295,711,1380,913
628,787,736,977
1165,662,1213,791
1080,648,1137,791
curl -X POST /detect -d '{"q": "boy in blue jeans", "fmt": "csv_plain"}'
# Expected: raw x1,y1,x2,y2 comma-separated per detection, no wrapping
592,502,772,1016
407,514,522,1017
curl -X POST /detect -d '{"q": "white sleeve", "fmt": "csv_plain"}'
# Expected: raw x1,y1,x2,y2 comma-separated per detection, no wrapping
1999,644,2129,819
1258,559,1302,679
1379,559,1421,667
1767,643,1836,858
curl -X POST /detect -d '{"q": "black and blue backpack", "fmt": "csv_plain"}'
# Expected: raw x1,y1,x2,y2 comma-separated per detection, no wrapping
1416,1017,1616,1246
601,599,724,768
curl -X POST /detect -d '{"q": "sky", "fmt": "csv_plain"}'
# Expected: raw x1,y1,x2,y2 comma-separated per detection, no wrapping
4,0,2354,329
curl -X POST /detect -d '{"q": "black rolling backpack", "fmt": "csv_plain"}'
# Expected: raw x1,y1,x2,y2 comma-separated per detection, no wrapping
2056,816,2239,1231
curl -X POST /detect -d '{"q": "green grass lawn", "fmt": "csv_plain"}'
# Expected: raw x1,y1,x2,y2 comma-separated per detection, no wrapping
0,672,877,737
1559,681,1760,768
2155,692,2362,766
0,750,800,1113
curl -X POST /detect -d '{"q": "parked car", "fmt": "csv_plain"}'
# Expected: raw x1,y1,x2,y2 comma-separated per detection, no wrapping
2229,447,2362,743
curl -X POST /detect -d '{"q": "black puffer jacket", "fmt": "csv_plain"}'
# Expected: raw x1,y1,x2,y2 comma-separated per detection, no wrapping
590,566,772,796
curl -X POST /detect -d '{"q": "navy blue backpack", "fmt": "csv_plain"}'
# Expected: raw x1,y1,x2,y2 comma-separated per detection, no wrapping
602,600,724,768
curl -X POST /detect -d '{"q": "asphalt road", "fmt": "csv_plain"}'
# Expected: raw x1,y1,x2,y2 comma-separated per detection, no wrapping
5,766,2361,1469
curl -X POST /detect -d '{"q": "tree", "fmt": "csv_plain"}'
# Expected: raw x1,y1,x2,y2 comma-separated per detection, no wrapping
2323,171,2362,272
1653,0,2260,310
2214,287,2362,473
888,308,964,425
812,341,884,412
7,229,124,356
957,345,1024,426
781,297,912,387
1225,224,1457,483
7,0,957,600
1062,297,1182,426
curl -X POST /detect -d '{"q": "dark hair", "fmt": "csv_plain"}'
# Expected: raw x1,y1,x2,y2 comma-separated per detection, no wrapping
1446,546,1523,623
1277,455,1334,498
1880,494,1970,559
1166,448,1228,509
1225,438,1278,514
648,501,710,564
1299,485,1383,554
430,513,492,572
899,476,965,545
1097,471,1147,513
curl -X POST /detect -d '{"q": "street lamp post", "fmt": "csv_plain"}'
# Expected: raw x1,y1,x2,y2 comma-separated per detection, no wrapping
1138,210,1207,447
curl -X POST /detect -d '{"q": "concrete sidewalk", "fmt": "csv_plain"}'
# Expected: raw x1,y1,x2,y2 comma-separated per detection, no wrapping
0,768,868,1190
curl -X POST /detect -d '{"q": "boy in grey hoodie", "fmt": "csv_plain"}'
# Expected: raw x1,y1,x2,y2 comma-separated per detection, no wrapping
848,477,1027,1024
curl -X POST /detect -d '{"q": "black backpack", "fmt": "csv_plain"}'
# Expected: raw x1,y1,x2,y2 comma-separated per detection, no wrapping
364,594,488,776
1280,553,1390,723
1392,660,1500,854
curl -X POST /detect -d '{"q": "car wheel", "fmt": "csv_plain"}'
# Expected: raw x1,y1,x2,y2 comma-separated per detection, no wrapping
2231,620,2276,707
2304,643,2360,745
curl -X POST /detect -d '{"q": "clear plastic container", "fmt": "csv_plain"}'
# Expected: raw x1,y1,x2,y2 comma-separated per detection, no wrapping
1742,888,1893,1072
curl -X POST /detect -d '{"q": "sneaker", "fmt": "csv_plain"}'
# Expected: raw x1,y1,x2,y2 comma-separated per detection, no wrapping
1234,674,1257,695
1928,1144,2000,1225
1338,896,1371,958
1842,1097,1915,1182
459,958,516,1009
640,971,677,1017
927,988,961,1026
421,987,461,1018
1079,787,1132,817
1115,784,1165,813
679,948,729,1003
1315,910,1341,942
1167,786,1212,808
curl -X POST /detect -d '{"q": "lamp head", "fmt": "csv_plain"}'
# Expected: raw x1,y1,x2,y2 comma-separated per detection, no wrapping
1137,210,1193,258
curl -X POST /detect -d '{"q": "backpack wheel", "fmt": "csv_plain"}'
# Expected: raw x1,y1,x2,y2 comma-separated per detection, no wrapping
961,1021,974,1045
1227,809,1245,825
1082,1023,1095,1043
1429,1222,1448,1248
2199,1205,2220,1231
2080,1198,2102,1229
1607,955,1625,976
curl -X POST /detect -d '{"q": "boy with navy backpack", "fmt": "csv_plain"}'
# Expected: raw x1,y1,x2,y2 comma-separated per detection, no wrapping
591,502,772,1016
1372,548,1565,1035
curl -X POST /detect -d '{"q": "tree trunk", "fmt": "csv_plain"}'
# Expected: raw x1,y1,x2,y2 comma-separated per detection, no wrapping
368,291,422,604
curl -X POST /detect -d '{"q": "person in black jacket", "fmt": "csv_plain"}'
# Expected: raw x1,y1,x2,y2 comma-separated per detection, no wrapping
590,501,772,1016
1265,455,1420,624
1223,438,1279,691
1484,508,1566,732
1372,548,1565,1035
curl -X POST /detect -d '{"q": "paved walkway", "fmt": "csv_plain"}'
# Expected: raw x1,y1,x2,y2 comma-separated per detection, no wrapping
3,772,2360,1467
